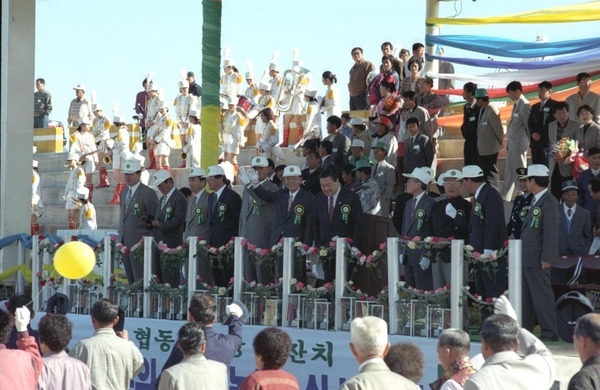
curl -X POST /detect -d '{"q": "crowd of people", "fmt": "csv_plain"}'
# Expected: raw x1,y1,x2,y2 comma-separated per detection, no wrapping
2,292,600,389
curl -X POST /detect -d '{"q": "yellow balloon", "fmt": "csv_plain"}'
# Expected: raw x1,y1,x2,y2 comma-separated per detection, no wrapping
53,241,96,280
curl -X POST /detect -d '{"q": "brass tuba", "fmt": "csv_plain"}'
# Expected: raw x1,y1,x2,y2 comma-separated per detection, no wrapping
275,66,310,113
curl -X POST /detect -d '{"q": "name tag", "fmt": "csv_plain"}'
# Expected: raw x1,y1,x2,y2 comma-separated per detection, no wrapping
513,113,519,117
469,116,476,122
413,145,420,150
543,107,550,112
378,172,384,177
332,148,338,152
482,121,488,125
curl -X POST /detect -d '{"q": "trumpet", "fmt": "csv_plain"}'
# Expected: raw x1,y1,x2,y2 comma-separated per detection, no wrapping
103,154,112,165
180,151,187,160
77,150,99,166
275,66,310,112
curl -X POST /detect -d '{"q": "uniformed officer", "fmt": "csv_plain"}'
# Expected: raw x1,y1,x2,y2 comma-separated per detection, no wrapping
507,167,534,239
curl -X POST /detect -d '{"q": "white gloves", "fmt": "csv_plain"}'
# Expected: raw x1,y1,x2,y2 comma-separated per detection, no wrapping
445,203,457,219
494,295,517,321
399,253,405,265
226,303,243,317
238,169,250,185
248,170,259,186
15,307,30,332
419,257,431,270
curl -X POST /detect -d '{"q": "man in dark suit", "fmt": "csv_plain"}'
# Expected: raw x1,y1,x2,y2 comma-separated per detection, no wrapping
185,167,212,283
506,168,534,239
528,81,558,166
319,140,334,169
324,115,351,170
239,156,279,283
462,165,507,300
206,165,242,287
520,164,559,341
301,151,323,195
119,159,159,283
430,169,471,289
401,167,435,290
403,117,434,174
149,170,187,286
461,82,480,166
315,167,363,282
249,165,316,283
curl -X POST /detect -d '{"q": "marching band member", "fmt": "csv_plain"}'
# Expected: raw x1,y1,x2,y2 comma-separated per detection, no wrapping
257,107,283,162
70,117,97,202
221,98,245,174
184,109,202,168
220,59,243,100
244,72,260,103
321,71,342,118
174,80,195,167
303,88,322,142
254,81,276,144
108,115,130,204
268,51,282,110
280,52,310,147
91,104,112,188
149,100,175,171
145,81,160,169
76,187,97,230
64,151,86,229
31,160,44,235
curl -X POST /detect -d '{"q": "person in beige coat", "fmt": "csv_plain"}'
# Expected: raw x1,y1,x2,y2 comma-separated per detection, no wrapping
339,316,418,390
475,88,504,189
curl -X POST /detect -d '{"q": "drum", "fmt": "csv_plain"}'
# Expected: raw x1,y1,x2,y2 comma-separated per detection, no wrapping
237,95,255,115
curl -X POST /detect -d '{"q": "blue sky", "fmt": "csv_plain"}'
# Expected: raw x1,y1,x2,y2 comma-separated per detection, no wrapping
35,0,600,124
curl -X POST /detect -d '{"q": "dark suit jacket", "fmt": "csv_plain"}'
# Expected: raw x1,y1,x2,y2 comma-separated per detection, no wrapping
401,193,435,266
119,183,159,247
521,190,559,267
559,204,592,256
154,188,187,248
185,189,210,240
315,188,363,247
251,186,316,246
208,187,242,248
301,167,323,195
403,133,434,173
329,132,351,170
468,183,507,252
528,98,558,148
430,196,471,262
461,101,481,141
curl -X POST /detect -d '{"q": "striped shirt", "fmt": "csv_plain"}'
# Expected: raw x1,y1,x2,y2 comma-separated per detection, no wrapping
34,90,52,116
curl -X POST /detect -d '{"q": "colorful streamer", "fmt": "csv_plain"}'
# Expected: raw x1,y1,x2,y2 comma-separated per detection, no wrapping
427,1,600,25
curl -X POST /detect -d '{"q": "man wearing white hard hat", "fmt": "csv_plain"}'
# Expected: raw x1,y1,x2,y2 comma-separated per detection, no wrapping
119,159,159,283
183,109,202,168
206,165,242,286
519,164,559,341
239,157,279,283
462,164,508,302
348,138,369,167
429,169,471,289
67,84,93,127
185,167,210,242
91,104,112,189
108,115,131,205
401,167,436,290
248,165,315,283
76,187,97,230
64,151,86,229
149,170,187,286
349,117,372,158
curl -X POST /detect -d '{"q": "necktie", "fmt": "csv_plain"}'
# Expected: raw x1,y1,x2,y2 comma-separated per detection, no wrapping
126,187,133,208
210,193,218,214
373,163,379,176
412,198,418,210
329,196,334,222
567,208,572,218
408,137,414,149
160,196,167,209
288,194,293,212
566,209,573,233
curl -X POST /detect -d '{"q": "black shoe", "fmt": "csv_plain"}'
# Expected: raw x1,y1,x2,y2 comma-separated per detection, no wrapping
539,335,559,342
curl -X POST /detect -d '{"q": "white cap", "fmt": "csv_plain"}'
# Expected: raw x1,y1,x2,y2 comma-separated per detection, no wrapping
283,165,301,177
122,159,142,174
258,81,271,91
93,104,103,112
150,170,172,187
32,160,39,168
189,167,207,178
113,115,125,123
178,80,189,89
251,156,269,167
245,72,255,80
207,165,226,177
121,150,134,160
157,100,168,110
292,60,303,67
146,82,158,92
79,117,91,125
422,167,434,182
402,167,430,185
226,96,235,106
524,164,550,178
268,62,279,71
189,109,199,117
67,151,80,161
350,139,365,148
73,84,86,91
304,88,317,98
224,59,235,67
436,173,446,187
443,169,464,181
76,187,89,200
462,165,484,179
349,117,364,126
